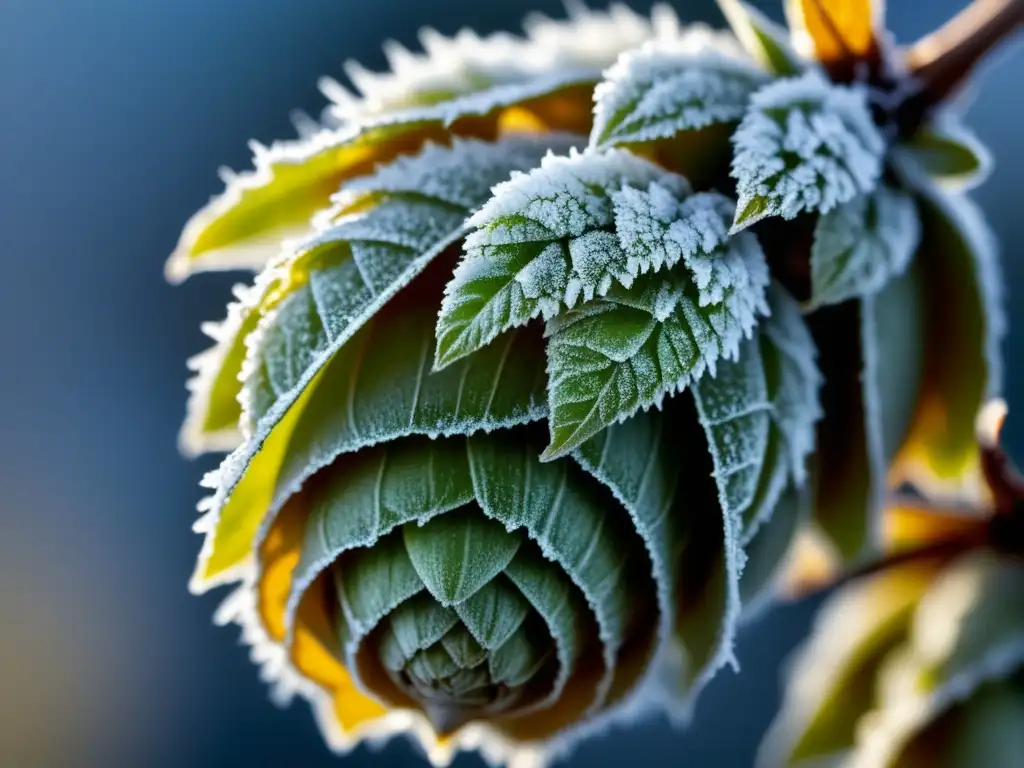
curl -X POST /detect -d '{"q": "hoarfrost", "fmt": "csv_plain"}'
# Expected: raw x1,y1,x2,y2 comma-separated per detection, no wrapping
730,71,885,231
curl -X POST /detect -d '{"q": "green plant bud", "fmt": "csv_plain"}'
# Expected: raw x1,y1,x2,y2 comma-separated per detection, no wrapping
170,0,1007,764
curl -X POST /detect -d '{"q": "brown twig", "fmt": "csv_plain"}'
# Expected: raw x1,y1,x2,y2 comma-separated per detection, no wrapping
897,0,1024,133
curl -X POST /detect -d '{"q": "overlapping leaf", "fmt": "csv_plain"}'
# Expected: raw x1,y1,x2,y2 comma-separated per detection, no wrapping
809,184,921,308
591,33,767,149
540,190,770,458
189,138,579,587
730,71,885,231
433,149,688,368
716,0,804,75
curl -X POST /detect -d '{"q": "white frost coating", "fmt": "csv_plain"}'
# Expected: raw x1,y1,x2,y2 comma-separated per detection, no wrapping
592,31,766,148
466,148,682,241
730,71,886,231
763,285,822,488
334,136,583,213
324,2,684,121
436,149,690,368
810,185,921,308
612,187,770,343
178,283,253,457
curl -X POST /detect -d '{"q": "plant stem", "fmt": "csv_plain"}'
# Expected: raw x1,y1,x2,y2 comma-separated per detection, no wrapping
898,0,1023,131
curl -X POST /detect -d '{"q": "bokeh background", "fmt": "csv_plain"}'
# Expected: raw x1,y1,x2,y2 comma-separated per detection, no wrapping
1,1,1020,765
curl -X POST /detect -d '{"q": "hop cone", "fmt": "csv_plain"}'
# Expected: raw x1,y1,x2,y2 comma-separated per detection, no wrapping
170,1,1001,764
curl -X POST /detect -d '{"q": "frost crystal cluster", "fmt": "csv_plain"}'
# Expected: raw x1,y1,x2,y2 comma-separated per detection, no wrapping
169,1,1007,766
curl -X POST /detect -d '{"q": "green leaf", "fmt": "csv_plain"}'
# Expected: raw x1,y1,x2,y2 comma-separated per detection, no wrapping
810,185,921,308
467,432,658,708
189,139,564,590
434,148,683,368
743,284,821,538
271,280,546,522
692,335,771,523
290,436,477,624
738,483,806,618
591,36,768,149
758,558,940,767
716,0,804,76
893,118,992,193
893,183,1003,489
403,509,523,606
542,217,771,459
809,265,924,563
453,576,531,651
573,400,741,700
166,77,595,281
332,530,424,638
730,71,885,232
387,592,460,659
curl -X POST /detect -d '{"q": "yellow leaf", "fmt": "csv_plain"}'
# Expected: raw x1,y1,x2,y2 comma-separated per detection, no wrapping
785,0,881,64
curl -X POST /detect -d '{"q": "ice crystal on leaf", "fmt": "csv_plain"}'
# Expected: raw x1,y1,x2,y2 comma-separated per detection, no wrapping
542,213,770,458
591,31,767,149
730,71,885,232
433,148,688,369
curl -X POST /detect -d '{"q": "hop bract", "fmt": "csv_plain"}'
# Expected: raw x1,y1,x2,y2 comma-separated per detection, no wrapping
170,1,1002,764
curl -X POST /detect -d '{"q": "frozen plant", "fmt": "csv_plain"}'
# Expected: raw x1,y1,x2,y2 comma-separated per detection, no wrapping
168,0,1020,765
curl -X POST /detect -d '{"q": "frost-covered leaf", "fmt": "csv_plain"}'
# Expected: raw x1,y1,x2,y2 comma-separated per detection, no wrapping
591,37,767,149
758,558,941,768
324,2,685,120
890,184,1003,490
166,77,595,282
850,552,1024,768
730,71,885,232
743,284,821,538
784,0,882,65
892,118,992,193
809,185,920,308
434,148,688,368
542,219,771,460
692,334,771,523
716,0,804,76
190,255,549,590
403,509,522,606
179,288,259,456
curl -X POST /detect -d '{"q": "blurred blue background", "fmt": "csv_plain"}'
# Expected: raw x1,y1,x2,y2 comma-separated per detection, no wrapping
0,1,1020,765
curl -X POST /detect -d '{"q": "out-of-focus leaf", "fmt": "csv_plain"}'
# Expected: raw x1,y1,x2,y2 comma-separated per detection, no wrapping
809,185,920,308
891,186,1003,492
849,552,1024,768
716,0,804,75
758,557,942,767
893,118,993,193
784,0,881,64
